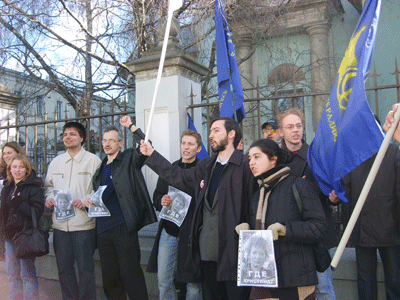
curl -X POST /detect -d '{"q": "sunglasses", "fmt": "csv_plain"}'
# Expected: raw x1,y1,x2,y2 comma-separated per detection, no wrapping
263,129,277,134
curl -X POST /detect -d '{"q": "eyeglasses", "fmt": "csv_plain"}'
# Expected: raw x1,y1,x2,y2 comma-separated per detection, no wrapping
283,124,303,130
102,139,119,144
263,129,277,134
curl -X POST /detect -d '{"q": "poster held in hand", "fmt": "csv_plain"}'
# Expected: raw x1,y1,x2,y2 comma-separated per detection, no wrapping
54,189,76,221
159,186,191,227
238,230,278,287
88,185,110,217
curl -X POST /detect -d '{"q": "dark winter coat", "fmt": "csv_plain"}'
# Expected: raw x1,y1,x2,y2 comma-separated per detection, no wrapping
147,158,200,283
92,129,157,232
249,174,327,288
342,143,400,247
145,149,258,282
285,142,337,249
0,170,44,241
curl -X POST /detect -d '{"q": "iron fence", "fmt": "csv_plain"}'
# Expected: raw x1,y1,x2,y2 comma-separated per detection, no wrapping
0,101,134,178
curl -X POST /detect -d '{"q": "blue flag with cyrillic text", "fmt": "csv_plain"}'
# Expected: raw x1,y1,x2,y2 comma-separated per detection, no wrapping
188,113,209,160
307,0,384,202
215,0,245,123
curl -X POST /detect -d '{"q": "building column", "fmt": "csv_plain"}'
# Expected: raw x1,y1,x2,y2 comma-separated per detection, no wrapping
235,34,256,149
126,19,209,195
306,22,332,131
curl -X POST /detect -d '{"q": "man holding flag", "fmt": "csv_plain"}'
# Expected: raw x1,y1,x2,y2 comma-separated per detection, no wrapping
307,1,400,298
340,118,400,300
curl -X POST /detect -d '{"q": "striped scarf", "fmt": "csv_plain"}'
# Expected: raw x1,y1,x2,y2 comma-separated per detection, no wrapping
255,166,291,230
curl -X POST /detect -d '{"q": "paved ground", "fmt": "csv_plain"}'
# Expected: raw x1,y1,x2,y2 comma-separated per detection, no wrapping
0,262,158,300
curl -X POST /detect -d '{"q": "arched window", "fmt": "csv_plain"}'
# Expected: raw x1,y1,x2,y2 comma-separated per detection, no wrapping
268,63,306,85
268,64,306,113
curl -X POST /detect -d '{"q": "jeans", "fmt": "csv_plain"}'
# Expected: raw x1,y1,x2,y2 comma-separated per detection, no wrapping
53,229,96,300
97,223,148,300
315,267,336,300
356,245,400,300
158,229,202,300
5,240,39,300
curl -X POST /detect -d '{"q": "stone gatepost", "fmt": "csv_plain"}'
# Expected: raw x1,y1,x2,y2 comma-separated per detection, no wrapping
126,18,209,196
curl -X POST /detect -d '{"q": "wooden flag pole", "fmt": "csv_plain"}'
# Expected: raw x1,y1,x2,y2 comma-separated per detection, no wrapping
144,0,182,142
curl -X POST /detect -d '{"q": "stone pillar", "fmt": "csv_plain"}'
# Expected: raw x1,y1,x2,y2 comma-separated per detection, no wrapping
235,34,256,149
306,22,332,131
126,19,209,195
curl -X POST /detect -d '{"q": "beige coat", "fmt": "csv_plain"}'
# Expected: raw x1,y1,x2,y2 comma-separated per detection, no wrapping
44,148,101,232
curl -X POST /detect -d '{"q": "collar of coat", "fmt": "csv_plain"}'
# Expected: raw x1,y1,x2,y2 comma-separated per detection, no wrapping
283,140,309,161
211,149,245,166
65,147,87,163
177,157,199,169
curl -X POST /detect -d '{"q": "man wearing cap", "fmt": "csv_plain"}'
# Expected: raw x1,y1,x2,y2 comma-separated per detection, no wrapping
261,119,281,146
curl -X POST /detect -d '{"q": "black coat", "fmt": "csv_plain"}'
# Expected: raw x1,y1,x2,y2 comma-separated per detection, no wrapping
249,175,327,288
147,158,200,283
145,149,258,281
285,142,337,249
92,129,157,232
342,143,400,247
0,171,44,241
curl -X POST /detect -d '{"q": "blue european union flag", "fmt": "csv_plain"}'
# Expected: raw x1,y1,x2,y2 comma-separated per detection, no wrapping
307,0,384,202
188,113,209,160
215,0,245,123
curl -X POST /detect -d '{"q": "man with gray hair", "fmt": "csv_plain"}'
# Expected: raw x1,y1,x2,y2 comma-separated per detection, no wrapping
85,116,157,300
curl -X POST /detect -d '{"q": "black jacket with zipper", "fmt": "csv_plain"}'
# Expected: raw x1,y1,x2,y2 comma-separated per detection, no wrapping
249,174,327,288
0,170,44,241
92,128,157,232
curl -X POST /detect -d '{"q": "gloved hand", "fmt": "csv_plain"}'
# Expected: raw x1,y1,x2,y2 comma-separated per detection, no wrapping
267,223,286,240
235,223,250,235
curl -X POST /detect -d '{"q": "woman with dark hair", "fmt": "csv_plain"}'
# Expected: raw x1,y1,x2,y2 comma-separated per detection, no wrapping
0,155,44,300
0,141,23,180
0,141,24,180
0,142,24,262
245,139,327,300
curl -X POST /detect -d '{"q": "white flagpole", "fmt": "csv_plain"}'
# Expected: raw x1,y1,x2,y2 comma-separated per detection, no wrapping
331,107,400,269
144,0,182,142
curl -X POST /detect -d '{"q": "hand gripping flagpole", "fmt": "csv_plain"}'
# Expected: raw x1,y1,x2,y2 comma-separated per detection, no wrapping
331,106,400,269
144,0,182,143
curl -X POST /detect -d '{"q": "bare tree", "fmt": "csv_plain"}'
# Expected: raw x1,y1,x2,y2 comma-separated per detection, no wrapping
0,0,338,125
0,0,168,111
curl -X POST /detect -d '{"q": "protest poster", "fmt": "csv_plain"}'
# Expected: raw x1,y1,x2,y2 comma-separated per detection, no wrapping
88,185,110,217
54,189,76,221
159,186,191,227
238,230,278,287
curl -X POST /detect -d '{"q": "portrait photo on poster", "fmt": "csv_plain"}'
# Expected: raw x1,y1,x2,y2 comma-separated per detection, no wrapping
88,185,111,217
53,189,76,221
238,230,278,287
159,186,191,227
